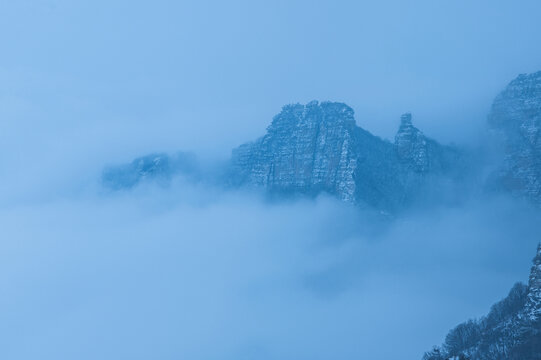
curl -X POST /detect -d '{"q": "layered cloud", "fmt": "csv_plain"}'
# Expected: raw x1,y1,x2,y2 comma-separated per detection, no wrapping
1,176,540,359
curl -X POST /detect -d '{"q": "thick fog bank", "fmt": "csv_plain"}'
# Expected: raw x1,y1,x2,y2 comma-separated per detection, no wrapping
1,182,540,360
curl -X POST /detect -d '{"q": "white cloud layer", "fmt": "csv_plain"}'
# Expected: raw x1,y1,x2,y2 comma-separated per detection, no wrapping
1,181,540,359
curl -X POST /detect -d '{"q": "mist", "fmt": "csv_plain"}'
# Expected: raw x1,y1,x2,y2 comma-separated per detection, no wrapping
2,1,541,359
2,0,541,157
1,173,540,359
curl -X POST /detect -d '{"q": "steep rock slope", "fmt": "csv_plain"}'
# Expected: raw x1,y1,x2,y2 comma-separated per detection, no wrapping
394,112,465,205
230,101,397,206
423,244,541,360
99,70,541,208
100,101,465,211
488,71,541,205
230,101,463,210
396,113,460,174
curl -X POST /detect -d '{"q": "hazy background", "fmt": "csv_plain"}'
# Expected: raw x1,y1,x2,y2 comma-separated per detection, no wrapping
1,0,541,359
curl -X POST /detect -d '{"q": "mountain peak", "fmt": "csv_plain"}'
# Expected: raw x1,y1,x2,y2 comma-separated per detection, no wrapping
231,100,364,203
269,101,356,134
400,112,413,126
229,102,464,210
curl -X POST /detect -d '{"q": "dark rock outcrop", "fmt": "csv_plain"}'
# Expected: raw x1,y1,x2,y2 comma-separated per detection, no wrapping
103,101,465,211
395,113,461,175
394,112,466,206
423,244,541,360
230,101,396,207
230,101,464,211
99,70,541,209
488,71,541,205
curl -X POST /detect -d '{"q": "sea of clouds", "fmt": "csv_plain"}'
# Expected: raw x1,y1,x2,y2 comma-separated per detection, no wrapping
1,165,540,359
2,1,541,356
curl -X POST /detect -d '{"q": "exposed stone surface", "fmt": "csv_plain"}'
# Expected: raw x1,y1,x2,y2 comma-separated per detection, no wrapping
100,70,541,209
101,101,466,211
488,71,541,205
230,101,463,211
395,112,460,174
231,102,354,200
230,101,393,205
395,113,430,172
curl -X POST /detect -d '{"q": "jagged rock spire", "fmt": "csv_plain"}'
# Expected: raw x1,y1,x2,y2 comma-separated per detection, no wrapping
395,113,429,173
230,102,463,211
400,112,413,126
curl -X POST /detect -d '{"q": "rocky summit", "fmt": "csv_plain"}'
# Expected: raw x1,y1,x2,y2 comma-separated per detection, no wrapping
423,244,541,360
102,71,541,210
230,101,463,211
230,101,384,204
488,71,541,205
103,101,464,211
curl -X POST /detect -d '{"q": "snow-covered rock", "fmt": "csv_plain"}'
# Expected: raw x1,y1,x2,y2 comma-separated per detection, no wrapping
423,244,541,360
488,71,541,205
230,101,464,211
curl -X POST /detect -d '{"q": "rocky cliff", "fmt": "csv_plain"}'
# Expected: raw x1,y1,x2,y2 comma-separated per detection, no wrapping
230,101,463,210
103,101,464,211
100,70,541,209
488,71,541,205
230,101,396,206
395,113,461,174
423,244,541,360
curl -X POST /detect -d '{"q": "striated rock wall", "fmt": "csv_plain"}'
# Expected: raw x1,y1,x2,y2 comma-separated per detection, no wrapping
230,101,363,203
395,113,430,173
489,71,541,205
99,70,541,209
231,101,464,211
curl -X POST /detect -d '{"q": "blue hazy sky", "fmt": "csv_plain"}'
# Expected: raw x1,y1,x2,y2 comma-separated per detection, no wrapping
2,0,541,161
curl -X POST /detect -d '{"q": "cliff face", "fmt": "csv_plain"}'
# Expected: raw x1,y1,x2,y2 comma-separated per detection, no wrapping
423,244,541,360
228,71,541,209
230,101,366,203
230,101,463,210
488,71,541,205
395,113,461,175
99,70,541,209
101,101,465,211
